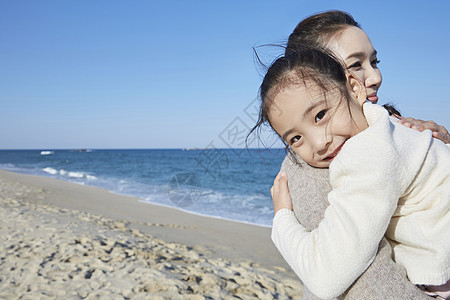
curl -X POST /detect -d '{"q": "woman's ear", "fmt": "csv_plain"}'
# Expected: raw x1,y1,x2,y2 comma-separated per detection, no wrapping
347,74,367,106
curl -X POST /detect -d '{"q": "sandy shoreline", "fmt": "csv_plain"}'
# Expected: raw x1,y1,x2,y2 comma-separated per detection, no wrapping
0,170,302,299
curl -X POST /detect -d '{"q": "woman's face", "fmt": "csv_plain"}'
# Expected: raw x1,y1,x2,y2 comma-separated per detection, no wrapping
326,26,382,103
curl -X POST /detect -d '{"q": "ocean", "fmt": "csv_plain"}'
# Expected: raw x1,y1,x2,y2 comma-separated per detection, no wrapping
0,149,286,226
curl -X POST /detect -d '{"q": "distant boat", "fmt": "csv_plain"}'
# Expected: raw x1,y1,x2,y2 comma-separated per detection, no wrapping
40,151,54,155
73,149,92,152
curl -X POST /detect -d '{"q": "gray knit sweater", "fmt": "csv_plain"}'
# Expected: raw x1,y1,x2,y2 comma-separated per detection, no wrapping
280,152,432,300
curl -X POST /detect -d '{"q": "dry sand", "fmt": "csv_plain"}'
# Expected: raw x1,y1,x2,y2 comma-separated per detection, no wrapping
0,170,302,299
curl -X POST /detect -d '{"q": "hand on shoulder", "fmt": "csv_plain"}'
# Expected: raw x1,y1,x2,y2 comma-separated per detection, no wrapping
394,115,450,144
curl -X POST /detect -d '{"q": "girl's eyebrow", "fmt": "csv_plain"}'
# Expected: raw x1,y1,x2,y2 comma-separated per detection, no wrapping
303,99,326,119
281,99,326,141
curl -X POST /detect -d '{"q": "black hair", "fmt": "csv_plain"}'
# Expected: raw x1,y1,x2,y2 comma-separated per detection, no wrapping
286,10,360,56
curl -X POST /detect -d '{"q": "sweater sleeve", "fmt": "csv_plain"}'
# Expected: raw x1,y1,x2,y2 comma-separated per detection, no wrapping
271,104,405,299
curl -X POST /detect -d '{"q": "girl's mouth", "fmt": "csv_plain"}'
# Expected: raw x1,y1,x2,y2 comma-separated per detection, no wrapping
323,141,347,162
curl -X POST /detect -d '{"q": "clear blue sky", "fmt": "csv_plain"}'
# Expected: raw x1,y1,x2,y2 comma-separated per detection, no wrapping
1,0,449,149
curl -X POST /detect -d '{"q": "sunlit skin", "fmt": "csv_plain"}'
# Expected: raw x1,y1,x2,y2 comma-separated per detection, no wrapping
326,26,382,104
268,78,368,168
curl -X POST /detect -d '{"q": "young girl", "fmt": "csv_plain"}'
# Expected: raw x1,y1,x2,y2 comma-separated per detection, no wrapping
256,47,450,299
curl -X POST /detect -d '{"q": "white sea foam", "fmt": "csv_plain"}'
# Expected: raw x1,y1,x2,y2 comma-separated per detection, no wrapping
43,167,58,175
68,171,84,178
40,151,54,155
42,167,97,180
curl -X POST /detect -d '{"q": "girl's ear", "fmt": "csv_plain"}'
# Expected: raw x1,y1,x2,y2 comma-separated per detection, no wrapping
347,74,367,106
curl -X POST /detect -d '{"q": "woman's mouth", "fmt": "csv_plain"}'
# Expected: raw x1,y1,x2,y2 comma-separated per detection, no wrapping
323,141,347,162
367,92,378,103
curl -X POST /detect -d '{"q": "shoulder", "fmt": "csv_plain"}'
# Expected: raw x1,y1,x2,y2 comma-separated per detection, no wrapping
281,151,329,178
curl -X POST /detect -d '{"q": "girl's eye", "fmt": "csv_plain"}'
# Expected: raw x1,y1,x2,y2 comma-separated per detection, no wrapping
290,135,301,145
371,59,380,67
347,61,361,69
315,110,327,122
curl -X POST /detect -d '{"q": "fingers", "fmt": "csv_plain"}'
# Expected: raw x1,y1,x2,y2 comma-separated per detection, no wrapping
278,172,290,201
419,120,439,132
398,117,450,143
271,172,293,215
432,131,450,144
432,123,450,143
398,117,426,131
270,172,282,200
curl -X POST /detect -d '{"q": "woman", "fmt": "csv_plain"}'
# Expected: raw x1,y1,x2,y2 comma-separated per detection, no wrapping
276,10,449,300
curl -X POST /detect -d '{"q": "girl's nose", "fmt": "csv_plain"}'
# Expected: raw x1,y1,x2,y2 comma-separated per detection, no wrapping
312,133,332,153
365,67,382,89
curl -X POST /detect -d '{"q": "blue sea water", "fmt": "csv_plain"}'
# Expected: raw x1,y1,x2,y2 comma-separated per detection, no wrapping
0,149,286,226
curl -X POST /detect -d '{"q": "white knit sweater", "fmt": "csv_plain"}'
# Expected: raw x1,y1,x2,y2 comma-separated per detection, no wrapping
271,102,450,299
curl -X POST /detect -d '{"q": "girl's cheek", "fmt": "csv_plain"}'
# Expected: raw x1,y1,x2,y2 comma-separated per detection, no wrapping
293,146,306,162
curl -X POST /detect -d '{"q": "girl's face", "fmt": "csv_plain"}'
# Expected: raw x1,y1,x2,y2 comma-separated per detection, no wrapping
268,81,368,168
326,27,382,103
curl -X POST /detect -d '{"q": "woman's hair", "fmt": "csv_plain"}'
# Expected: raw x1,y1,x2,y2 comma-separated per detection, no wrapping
248,45,353,160
286,10,360,56
287,10,401,117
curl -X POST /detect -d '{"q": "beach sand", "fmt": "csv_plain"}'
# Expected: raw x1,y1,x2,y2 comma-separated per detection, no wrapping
0,170,303,299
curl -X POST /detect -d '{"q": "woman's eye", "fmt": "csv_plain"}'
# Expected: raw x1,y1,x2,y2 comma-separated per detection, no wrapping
347,61,362,69
290,135,301,145
315,110,327,122
371,59,380,67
